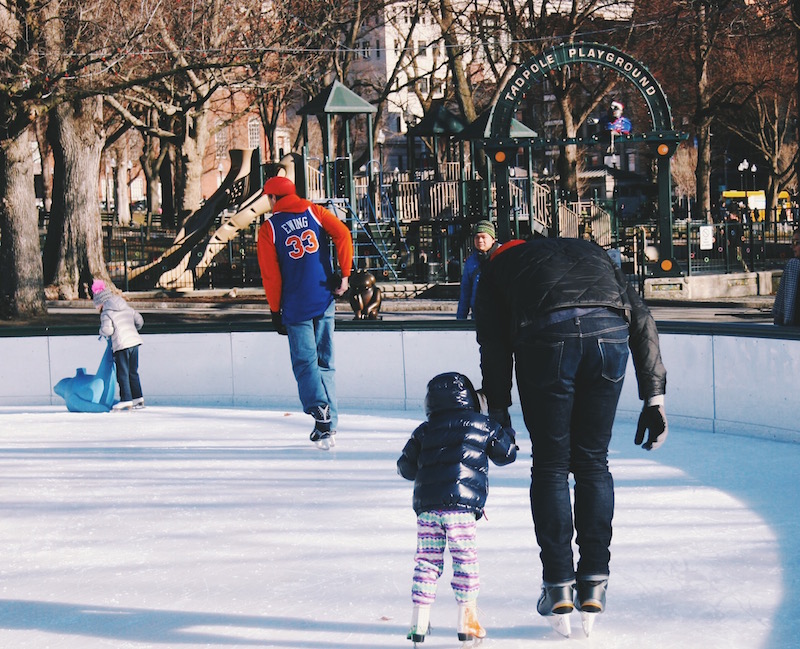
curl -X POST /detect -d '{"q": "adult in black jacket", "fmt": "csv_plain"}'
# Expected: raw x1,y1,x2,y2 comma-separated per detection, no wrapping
397,371,517,644
474,237,668,637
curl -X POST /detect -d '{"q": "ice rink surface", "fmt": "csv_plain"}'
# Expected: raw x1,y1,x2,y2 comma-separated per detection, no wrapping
0,405,796,649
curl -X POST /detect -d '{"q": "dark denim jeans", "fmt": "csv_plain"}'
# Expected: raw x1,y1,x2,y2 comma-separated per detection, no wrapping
515,310,629,583
114,345,143,403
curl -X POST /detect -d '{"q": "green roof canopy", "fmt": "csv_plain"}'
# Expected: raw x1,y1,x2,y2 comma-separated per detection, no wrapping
407,100,467,136
456,109,538,140
297,80,377,116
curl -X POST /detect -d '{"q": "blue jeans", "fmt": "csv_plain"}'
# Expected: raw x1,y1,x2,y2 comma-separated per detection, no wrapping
514,310,629,583
285,301,338,429
114,345,143,403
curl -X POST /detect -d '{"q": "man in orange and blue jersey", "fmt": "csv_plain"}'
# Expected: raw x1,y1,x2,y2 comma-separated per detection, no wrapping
257,176,353,449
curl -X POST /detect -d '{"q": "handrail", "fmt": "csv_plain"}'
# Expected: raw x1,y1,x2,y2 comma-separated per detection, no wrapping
1,316,797,339
317,197,401,280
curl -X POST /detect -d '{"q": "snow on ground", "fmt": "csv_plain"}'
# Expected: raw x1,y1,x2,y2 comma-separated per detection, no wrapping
0,405,796,649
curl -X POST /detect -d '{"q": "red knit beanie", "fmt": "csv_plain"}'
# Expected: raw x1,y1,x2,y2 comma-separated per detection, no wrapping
263,176,296,197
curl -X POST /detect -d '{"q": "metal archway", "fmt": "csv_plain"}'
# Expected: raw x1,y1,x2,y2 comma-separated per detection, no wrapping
486,42,686,259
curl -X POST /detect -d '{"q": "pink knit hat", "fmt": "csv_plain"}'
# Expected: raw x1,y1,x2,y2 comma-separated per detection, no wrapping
91,279,113,307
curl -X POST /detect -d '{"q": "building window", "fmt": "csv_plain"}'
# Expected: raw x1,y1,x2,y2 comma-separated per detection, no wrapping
376,40,381,59
418,41,427,56
248,117,262,154
215,123,229,160
362,40,371,59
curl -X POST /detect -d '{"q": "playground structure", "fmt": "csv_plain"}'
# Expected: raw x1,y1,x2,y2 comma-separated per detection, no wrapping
124,43,689,291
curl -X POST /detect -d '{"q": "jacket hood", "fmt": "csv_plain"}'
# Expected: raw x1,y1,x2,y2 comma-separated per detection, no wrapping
272,194,313,214
424,372,479,417
101,295,129,311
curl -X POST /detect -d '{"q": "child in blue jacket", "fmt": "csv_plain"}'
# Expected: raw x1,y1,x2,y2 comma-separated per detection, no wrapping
398,371,517,645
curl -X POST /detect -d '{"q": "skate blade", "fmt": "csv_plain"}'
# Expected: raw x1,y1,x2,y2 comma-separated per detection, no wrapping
581,611,598,636
313,437,331,451
547,613,571,638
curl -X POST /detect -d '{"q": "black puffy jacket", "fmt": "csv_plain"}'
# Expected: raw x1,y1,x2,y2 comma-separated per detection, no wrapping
397,372,517,518
475,238,667,409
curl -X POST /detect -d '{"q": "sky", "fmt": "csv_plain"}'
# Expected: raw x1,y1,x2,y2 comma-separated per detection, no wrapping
0,405,796,649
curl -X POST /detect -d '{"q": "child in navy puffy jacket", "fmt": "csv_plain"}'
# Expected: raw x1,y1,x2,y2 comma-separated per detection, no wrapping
397,371,517,645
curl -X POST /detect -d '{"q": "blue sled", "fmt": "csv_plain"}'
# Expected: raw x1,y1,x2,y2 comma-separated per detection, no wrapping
54,340,117,412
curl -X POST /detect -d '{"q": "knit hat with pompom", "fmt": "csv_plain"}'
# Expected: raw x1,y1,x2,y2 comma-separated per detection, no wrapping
91,279,113,307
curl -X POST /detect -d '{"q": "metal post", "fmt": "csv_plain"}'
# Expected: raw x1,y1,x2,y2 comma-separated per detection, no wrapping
495,163,511,242
657,155,674,260
123,240,129,292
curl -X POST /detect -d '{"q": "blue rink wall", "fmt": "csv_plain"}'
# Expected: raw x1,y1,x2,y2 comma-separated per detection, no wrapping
1,322,798,443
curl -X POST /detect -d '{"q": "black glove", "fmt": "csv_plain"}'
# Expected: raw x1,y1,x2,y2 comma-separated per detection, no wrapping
488,408,511,429
635,404,668,450
271,311,287,336
327,272,342,292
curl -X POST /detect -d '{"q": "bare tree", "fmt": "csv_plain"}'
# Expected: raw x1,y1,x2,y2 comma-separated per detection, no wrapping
714,15,797,214
671,144,697,203
633,0,786,221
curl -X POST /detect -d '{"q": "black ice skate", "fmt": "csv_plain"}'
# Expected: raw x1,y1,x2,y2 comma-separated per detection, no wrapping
574,576,608,636
309,404,334,450
537,581,575,638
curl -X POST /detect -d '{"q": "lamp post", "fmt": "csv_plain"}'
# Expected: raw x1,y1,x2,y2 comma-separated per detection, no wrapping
738,159,748,191
750,164,757,192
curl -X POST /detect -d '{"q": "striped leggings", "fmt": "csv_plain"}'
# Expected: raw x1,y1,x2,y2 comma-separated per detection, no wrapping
411,509,479,605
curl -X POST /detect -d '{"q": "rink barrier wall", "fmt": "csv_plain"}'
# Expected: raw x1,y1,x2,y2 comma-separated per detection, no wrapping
1,320,798,443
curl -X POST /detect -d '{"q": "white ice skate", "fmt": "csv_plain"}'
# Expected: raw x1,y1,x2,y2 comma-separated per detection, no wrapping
457,601,486,646
407,604,431,646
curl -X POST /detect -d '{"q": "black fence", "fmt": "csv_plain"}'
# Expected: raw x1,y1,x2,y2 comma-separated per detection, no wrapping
100,218,797,292
673,219,796,275
19,204,794,293
102,220,262,291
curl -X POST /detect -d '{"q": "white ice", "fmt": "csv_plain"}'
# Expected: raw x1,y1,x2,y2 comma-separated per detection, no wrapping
0,405,796,649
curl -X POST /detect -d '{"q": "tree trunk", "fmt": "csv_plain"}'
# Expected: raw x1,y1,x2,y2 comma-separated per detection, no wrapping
177,108,210,225
0,127,47,318
440,0,477,124
114,161,132,226
33,115,54,213
695,122,713,222
43,96,109,299
557,100,580,199
160,144,176,229
140,115,165,231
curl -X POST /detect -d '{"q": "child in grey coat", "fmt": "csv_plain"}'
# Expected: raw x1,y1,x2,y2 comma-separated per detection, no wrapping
92,279,145,410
